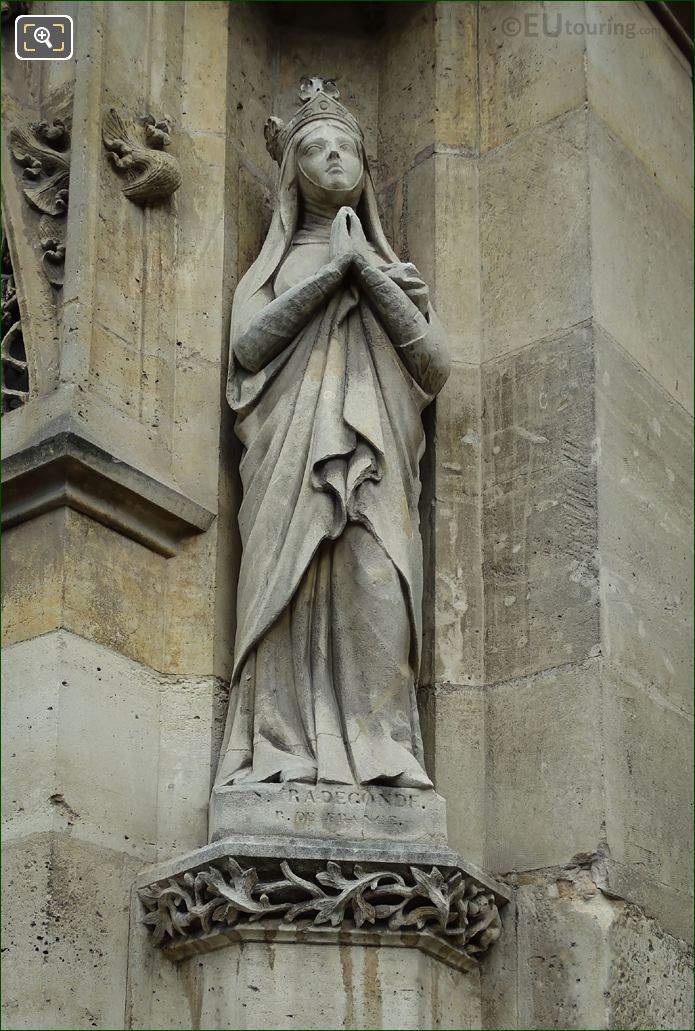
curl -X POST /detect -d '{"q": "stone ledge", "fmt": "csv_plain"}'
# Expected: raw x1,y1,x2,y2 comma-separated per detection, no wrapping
1,431,215,557
135,835,511,972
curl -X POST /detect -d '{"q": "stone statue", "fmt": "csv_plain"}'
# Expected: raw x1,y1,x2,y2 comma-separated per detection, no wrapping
215,78,449,792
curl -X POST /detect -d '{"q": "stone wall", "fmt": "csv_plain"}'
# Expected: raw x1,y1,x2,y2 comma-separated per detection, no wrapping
2,3,692,1029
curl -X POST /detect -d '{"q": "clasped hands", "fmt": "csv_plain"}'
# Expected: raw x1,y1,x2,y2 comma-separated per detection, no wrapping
329,206,429,317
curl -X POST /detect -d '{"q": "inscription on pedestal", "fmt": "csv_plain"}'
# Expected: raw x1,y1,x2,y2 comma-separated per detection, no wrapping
210,781,448,845
287,785,418,834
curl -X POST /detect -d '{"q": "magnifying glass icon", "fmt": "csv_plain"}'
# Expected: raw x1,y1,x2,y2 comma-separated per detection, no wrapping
34,26,53,48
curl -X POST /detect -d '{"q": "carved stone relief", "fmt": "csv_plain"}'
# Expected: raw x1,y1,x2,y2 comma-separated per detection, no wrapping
138,851,503,970
9,119,69,287
1,228,29,412
102,109,182,205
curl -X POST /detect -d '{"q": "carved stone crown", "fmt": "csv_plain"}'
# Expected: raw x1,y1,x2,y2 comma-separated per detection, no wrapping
264,77,363,165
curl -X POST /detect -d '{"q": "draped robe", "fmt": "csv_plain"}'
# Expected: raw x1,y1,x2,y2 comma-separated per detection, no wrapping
215,221,446,789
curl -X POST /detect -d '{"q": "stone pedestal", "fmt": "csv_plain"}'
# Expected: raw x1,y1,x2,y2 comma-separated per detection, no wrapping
128,836,509,1031
210,783,448,845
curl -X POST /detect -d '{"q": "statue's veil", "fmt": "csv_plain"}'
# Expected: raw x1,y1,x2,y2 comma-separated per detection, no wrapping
229,120,399,353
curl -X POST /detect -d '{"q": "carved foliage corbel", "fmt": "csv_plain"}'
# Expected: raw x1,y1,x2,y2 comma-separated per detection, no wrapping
102,108,182,206
9,119,70,287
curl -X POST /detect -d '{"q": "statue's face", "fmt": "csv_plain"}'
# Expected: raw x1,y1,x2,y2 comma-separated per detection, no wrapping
297,123,363,194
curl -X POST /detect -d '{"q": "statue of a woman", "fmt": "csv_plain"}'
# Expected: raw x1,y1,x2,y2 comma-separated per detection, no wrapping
215,78,449,791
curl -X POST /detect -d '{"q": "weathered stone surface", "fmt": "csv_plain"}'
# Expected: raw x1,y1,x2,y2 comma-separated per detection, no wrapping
481,325,599,682
480,109,591,361
130,936,483,1031
590,115,694,413
485,660,604,873
1,503,229,676
479,1,586,153
407,154,480,365
377,4,435,181
1,832,141,1031
418,684,485,866
596,328,693,715
586,0,694,217
2,631,217,859
2,431,214,557
488,867,693,1031
227,2,276,175
602,662,693,942
433,2,478,152
607,901,694,1029
210,783,448,846
420,360,483,688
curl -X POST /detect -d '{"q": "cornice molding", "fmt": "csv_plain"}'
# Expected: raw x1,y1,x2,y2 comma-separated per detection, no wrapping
2,431,215,556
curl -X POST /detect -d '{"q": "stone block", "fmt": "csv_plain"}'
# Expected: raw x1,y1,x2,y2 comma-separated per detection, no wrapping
130,938,482,1031
480,896,518,1031
227,2,275,175
485,660,604,873
155,676,219,860
209,783,448,846
590,115,693,413
180,1,228,137
433,2,478,152
602,662,693,939
506,872,693,1030
419,684,485,866
100,1,154,112
162,531,217,676
88,323,141,416
171,350,221,509
407,155,480,365
174,131,227,367
2,509,65,647
586,0,694,217
377,4,436,181
421,360,483,688
235,160,273,282
514,876,623,1030
3,631,157,856
431,495,483,687
606,900,694,1028
480,109,591,361
1,832,141,1031
481,326,599,682
62,510,167,671
2,501,225,675
596,328,693,715
2,631,217,859
479,2,586,153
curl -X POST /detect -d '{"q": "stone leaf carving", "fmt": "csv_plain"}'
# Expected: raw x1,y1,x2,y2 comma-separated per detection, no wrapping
102,108,182,205
139,856,502,962
9,119,69,287
1,230,29,412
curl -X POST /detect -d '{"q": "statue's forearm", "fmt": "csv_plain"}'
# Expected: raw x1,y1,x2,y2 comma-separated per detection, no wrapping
354,258,450,395
234,255,349,373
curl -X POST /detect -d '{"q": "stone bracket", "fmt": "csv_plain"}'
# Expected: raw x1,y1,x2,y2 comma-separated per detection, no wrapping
2,431,215,556
135,836,510,972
